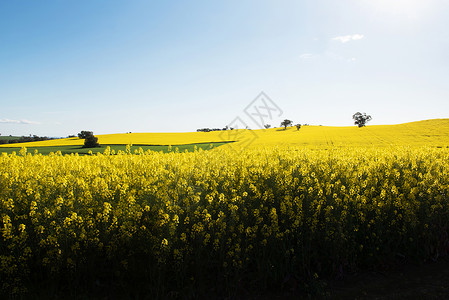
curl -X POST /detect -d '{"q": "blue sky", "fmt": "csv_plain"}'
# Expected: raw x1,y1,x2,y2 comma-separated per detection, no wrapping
1,0,448,136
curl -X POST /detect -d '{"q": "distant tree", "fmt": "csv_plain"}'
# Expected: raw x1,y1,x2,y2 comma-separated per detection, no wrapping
352,112,372,127
295,124,301,130
3,135,52,144
197,127,226,132
84,135,100,148
264,124,271,129
78,131,93,139
78,131,100,148
280,119,293,130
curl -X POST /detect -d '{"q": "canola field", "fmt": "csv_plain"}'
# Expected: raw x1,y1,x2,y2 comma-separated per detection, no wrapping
1,118,448,149
1,119,449,297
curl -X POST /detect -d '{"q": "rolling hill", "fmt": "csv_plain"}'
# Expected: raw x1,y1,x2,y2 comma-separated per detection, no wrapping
0,118,448,149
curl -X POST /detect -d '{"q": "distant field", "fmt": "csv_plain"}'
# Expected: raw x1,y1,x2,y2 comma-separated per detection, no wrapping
244,118,449,148
0,131,237,148
0,142,230,155
1,119,448,156
1,119,448,151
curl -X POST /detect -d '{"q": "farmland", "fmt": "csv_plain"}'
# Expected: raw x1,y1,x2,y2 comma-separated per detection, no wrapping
1,119,448,151
0,119,449,298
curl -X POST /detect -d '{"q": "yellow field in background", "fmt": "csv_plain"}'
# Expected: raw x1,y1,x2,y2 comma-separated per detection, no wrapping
0,131,232,148
242,119,449,147
1,118,448,148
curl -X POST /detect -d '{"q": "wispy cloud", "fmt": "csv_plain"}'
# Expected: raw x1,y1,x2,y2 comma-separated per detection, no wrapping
0,119,41,125
299,53,315,60
332,34,364,43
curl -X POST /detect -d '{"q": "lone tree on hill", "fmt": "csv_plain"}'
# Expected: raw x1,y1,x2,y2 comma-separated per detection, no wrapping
280,119,293,130
295,124,301,130
264,124,271,129
78,131,92,139
78,131,100,148
352,112,372,127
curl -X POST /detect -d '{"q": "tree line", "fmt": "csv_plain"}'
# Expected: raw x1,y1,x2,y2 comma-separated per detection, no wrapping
198,112,371,133
0,135,54,145
276,112,372,130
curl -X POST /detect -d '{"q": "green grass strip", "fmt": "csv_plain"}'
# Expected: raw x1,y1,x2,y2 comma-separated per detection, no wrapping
0,142,232,155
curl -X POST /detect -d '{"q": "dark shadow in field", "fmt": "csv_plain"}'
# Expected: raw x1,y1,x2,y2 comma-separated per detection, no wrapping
325,257,449,299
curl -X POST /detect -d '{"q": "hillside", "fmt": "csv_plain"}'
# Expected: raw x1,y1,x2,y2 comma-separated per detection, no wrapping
1,118,448,148
244,118,449,147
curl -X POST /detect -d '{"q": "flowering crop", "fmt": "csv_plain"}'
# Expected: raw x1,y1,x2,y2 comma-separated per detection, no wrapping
1,119,448,149
1,145,449,296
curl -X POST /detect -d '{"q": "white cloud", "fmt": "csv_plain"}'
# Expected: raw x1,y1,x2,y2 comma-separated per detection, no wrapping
0,119,41,125
332,34,365,43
